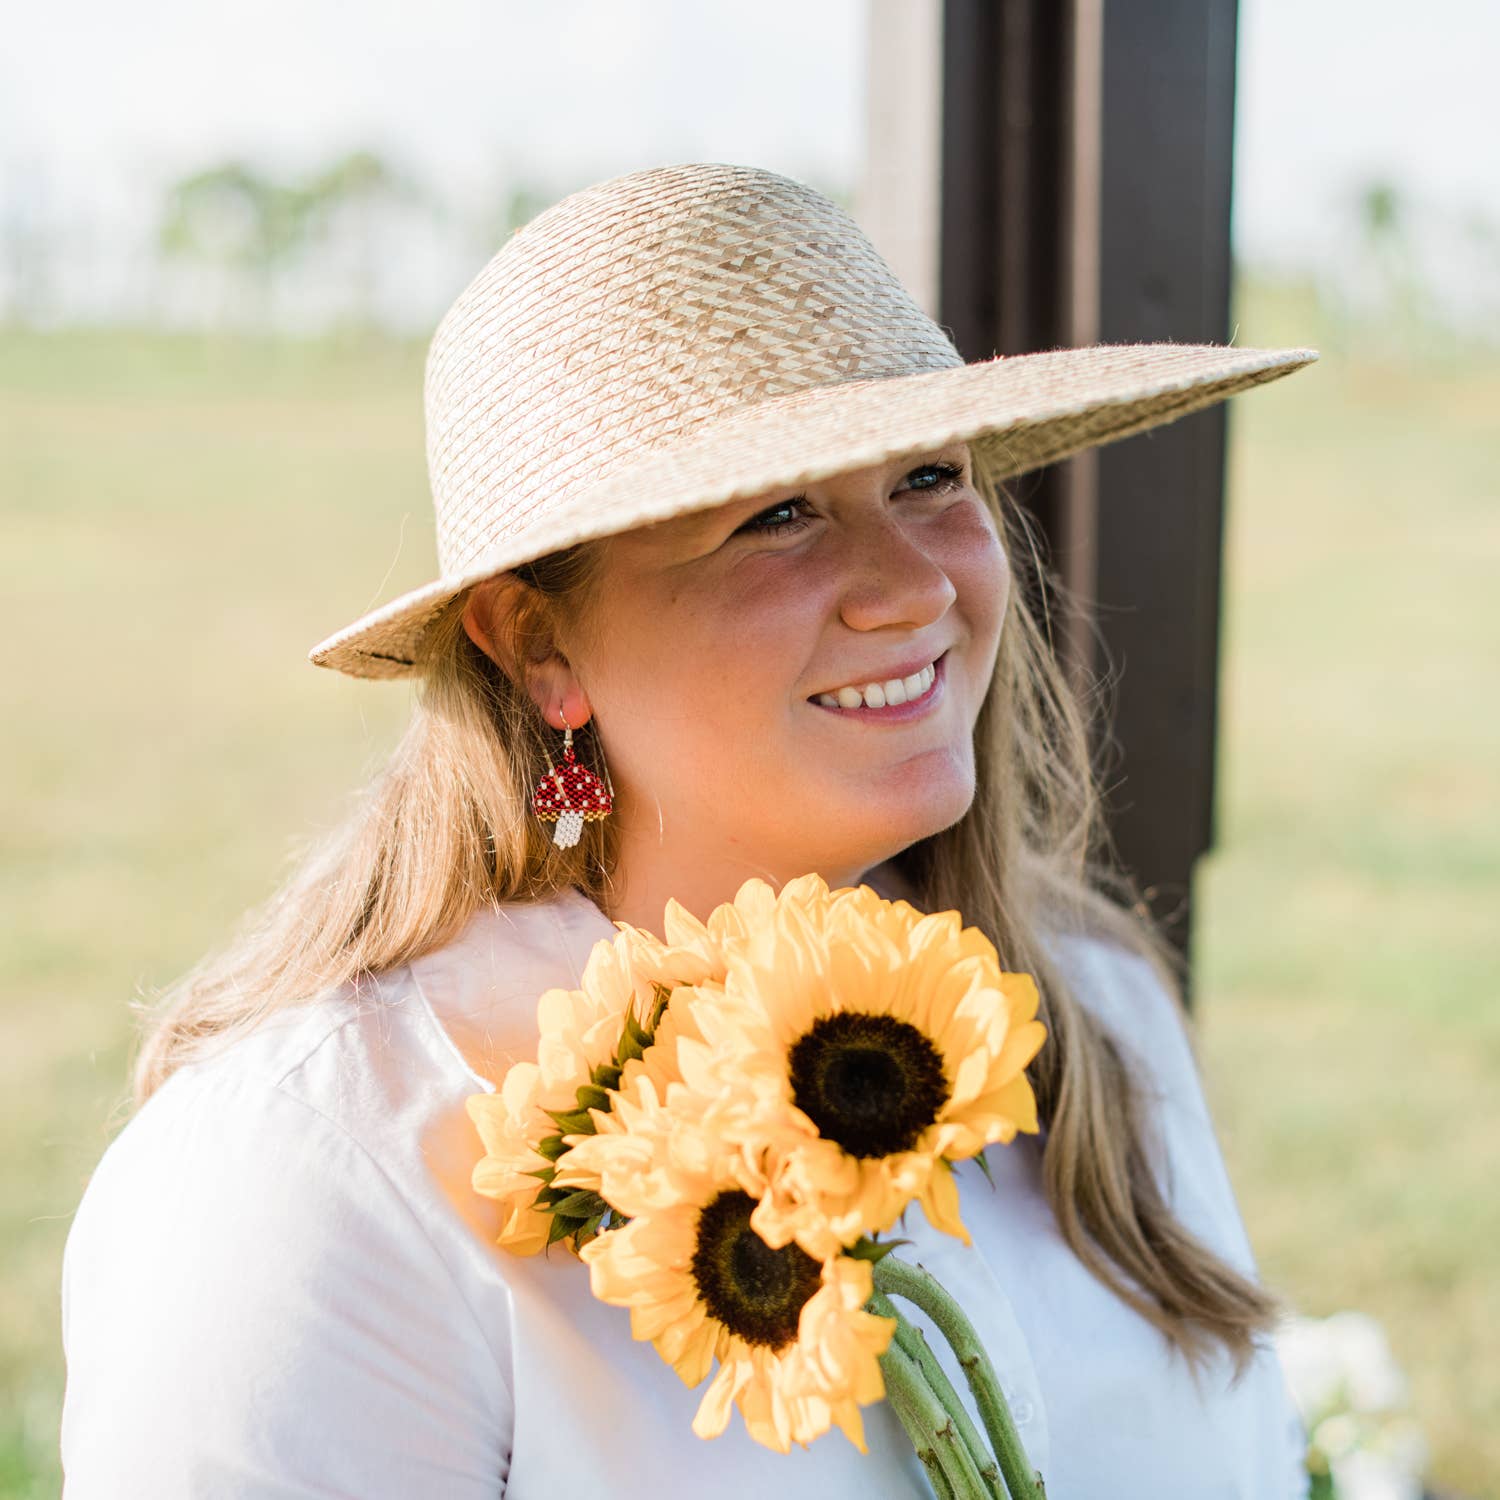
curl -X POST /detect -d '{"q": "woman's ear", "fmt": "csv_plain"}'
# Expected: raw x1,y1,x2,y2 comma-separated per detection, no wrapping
461,575,592,730
461,575,524,674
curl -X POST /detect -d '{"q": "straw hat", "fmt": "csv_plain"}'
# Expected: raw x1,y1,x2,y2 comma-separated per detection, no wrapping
308,161,1317,680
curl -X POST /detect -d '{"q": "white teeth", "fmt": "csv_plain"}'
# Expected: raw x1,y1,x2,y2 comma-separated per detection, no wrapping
816,659,936,710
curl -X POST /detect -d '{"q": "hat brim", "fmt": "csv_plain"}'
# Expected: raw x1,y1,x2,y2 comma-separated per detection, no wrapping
308,340,1317,679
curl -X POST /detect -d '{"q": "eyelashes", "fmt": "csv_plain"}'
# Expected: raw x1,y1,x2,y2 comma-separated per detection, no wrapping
735,461,967,539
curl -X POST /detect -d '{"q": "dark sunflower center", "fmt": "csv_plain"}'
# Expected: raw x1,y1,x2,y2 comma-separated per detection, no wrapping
689,1189,823,1350
788,1011,950,1158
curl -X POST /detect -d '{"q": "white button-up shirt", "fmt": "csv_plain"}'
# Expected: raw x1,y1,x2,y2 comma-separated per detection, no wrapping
60,879,1311,1497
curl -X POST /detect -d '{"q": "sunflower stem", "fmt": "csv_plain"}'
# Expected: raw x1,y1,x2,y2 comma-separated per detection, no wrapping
878,1330,992,1499
869,1292,1004,1499
873,1256,1048,1500
873,1338,953,1498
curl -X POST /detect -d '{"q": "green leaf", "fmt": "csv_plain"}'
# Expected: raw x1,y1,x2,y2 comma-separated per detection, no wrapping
848,1235,914,1264
648,983,672,1029
535,1134,569,1162
546,1211,576,1246
591,1060,624,1091
545,1108,597,1135
616,1019,646,1065
575,1084,612,1113
551,1189,611,1219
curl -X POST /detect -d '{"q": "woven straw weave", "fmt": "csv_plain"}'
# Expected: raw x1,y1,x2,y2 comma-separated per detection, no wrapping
309,162,1317,679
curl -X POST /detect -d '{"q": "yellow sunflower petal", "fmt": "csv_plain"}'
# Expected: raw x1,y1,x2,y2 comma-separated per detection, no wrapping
919,1157,970,1244
949,1070,1042,1141
492,1202,552,1255
661,1309,720,1388
829,1396,869,1454
693,1353,756,1440
993,1014,1049,1080
634,1287,706,1345
733,1345,797,1452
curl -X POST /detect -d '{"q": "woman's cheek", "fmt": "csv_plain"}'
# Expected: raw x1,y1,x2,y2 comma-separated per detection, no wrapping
943,514,1009,610
622,588,758,714
938,495,1004,556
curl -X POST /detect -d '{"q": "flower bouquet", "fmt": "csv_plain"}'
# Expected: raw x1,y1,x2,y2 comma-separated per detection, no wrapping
466,873,1051,1499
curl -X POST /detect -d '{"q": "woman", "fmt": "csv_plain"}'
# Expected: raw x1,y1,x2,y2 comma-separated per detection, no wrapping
59,162,1318,1496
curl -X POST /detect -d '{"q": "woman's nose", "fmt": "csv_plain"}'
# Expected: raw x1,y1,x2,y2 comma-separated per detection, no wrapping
835,513,958,634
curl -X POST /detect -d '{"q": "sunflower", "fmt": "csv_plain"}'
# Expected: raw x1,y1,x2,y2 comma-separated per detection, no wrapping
676,876,1049,1260
655,871,839,974
568,1077,896,1453
466,920,717,1253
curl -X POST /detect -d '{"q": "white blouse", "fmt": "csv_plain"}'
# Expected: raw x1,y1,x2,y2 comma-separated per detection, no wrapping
59,880,1311,1498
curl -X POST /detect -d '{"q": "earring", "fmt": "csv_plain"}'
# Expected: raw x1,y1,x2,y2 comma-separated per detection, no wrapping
530,708,614,849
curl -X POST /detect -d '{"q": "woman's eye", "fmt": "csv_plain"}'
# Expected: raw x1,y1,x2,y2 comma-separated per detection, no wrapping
734,460,965,538
906,460,965,493
736,497,813,537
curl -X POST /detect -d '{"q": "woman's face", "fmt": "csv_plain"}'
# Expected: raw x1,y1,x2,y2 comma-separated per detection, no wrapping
472,439,1010,911
558,438,1002,870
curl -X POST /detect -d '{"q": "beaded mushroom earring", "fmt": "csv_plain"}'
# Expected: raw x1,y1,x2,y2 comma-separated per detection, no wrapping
530,709,614,849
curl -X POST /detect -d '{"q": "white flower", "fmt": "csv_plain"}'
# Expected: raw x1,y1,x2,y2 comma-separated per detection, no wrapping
1329,1434,1428,1500
1324,1311,1409,1413
1273,1310,1428,1500
1314,1413,1361,1460
1273,1310,1409,1421
1275,1314,1346,1420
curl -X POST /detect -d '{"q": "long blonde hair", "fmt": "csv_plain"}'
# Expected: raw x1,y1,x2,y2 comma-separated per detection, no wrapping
130,460,1284,1384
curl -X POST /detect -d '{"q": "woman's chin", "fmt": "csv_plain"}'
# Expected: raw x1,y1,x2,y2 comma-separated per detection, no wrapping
872,752,976,814
802,781,975,860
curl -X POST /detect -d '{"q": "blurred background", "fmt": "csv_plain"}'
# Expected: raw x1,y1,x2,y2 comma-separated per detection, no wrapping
1,1,1495,1496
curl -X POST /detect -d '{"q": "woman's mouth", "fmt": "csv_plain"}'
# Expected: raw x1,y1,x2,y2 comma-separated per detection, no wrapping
807,650,947,722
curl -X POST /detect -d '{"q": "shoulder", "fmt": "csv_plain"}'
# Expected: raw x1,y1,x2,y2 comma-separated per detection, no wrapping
66,964,505,1298
60,971,516,1495
1040,928,1204,1124
1038,927,1260,1278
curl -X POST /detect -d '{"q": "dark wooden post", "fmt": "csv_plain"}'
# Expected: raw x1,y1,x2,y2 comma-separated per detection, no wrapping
936,0,1242,1000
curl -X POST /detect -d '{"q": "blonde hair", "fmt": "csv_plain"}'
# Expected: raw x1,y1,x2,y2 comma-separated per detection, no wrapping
130,460,1284,1385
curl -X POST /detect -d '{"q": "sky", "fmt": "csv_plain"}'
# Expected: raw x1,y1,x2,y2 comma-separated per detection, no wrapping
0,0,862,218
1231,0,1499,266
0,0,1494,329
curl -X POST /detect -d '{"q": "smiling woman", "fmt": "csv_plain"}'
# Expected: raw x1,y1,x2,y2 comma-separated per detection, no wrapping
59,162,1318,1498
456,438,1007,936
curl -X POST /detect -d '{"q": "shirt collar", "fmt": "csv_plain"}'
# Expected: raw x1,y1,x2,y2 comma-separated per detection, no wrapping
408,861,914,1093
408,885,619,1093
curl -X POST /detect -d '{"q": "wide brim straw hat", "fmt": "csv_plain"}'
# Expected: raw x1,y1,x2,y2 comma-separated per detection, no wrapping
308,161,1318,680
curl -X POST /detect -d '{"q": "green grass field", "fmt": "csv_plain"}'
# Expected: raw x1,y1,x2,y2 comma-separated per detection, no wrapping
1,281,1495,1497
